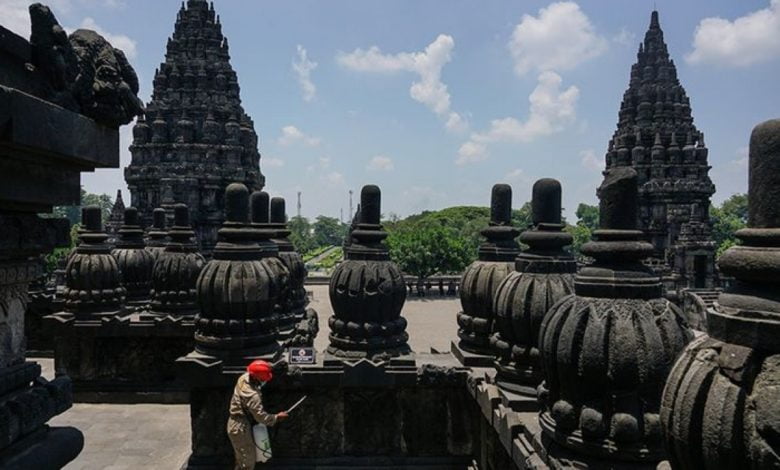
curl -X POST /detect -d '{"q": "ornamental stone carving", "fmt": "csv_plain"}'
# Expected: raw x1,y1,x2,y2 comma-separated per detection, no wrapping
661,119,780,469
145,208,168,260
249,191,295,336
62,206,125,320
491,179,575,394
111,207,154,304
327,185,409,361
194,183,285,358
149,204,205,317
456,184,519,362
538,168,693,465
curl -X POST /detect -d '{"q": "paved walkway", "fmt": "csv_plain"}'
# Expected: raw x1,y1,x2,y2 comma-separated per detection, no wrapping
36,285,461,469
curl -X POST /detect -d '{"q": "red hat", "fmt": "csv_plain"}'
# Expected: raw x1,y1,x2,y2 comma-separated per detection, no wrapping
247,360,273,382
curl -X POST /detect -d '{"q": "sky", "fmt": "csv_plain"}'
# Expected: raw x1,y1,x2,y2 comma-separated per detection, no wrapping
3,0,780,220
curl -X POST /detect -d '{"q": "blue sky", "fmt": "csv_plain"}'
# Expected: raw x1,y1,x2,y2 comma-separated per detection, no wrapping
4,0,780,220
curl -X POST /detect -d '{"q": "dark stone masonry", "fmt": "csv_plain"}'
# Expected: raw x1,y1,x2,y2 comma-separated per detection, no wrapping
454,184,520,366
1,3,773,470
125,0,265,253
606,10,716,294
0,2,142,466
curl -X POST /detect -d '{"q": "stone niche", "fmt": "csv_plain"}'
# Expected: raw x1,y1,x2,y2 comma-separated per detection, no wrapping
0,2,140,465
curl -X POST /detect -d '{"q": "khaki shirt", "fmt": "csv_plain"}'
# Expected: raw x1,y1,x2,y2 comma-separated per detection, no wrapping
228,373,277,427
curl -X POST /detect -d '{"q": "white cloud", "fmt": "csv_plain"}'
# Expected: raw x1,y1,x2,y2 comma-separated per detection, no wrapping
401,186,446,212
508,1,608,76
337,34,467,133
732,146,749,167
322,171,345,187
505,168,525,181
292,45,317,102
613,28,636,47
456,141,488,166
78,17,136,59
456,72,579,165
686,0,780,67
580,149,602,171
277,125,321,147
2,1,130,53
263,157,284,168
367,155,394,171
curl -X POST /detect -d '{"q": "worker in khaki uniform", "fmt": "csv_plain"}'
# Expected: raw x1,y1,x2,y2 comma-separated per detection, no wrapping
227,360,288,469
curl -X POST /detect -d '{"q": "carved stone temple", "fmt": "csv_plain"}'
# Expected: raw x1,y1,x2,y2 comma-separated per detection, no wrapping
605,11,716,293
454,184,520,367
661,119,780,469
126,0,265,253
0,2,141,465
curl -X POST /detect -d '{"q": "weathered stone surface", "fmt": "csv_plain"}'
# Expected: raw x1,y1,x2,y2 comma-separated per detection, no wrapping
62,206,125,320
149,204,205,317
661,119,780,469
492,179,575,393
29,4,143,127
327,185,410,361
193,184,284,358
111,207,154,303
606,10,716,291
249,192,297,337
126,0,264,253
145,208,169,260
456,184,519,359
539,167,693,465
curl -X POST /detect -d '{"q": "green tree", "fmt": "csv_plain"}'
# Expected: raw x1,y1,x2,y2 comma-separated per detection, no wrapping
387,223,472,279
575,203,599,232
46,188,114,225
312,215,348,248
288,216,314,254
710,193,748,256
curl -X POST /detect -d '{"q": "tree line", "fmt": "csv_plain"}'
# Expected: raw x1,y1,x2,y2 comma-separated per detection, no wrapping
45,189,749,279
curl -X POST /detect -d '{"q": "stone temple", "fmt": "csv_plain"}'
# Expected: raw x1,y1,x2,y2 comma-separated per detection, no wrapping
3,3,778,470
125,0,265,253
605,11,716,293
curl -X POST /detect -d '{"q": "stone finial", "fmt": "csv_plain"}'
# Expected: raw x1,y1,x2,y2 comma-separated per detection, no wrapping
662,119,780,470
149,203,205,316
225,183,249,224
145,208,168,259
531,178,561,226
195,183,286,358
269,197,316,343
63,206,125,319
360,185,381,225
250,191,270,224
328,185,409,360
748,119,780,228
82,206,102,232
456,184,520,363
597,167,638,230
491,178,575,391
112,207,154,303
490,183,512,225
270,197,286,224
537,167,692,465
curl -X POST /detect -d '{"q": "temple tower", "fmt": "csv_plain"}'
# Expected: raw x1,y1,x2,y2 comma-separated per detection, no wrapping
605,10,716,292
126,0,264,253
106,189,125,246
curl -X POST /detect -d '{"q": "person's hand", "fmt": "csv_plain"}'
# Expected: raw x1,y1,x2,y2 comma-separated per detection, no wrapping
276,411,289,421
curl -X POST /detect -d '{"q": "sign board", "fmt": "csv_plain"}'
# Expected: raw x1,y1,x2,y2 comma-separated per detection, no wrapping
288,347,316,365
